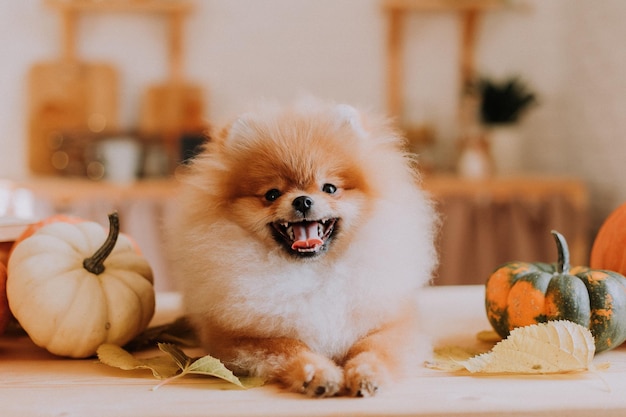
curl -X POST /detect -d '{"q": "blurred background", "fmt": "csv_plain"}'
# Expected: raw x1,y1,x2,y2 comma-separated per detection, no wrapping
1,0,625,288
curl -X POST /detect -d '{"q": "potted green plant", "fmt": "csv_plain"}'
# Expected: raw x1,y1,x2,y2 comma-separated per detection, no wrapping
477,76,537,176
479,76,537,125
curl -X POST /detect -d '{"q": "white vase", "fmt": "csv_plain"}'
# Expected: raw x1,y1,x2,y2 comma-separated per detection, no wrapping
488,125,524,176
457,136,492,179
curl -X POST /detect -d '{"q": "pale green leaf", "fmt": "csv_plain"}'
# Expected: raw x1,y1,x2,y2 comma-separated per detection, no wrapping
186,354,246,388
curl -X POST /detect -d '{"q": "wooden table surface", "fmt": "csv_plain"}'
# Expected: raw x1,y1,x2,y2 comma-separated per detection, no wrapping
3,286,626,417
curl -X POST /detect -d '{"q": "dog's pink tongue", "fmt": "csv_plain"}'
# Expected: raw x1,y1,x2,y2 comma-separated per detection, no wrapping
291,222,323,250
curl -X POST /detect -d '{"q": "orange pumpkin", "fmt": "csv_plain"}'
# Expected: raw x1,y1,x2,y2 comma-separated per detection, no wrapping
11,214,84,251
0,241,11,266
0,262,9,335
590,202,626,275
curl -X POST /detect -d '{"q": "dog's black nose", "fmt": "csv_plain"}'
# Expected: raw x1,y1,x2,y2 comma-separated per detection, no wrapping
292,195,314,214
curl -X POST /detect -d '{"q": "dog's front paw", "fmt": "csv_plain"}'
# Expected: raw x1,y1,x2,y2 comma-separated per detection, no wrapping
300,362,344,397
344,352,390,397
282,352,344,398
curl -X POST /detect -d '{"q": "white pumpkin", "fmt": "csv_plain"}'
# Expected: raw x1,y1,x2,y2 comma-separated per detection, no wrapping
7,213,155,358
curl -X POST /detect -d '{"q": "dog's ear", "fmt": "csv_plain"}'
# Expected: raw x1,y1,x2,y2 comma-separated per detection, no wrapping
213,114,255,147
334,104,367,138
227,116,252,141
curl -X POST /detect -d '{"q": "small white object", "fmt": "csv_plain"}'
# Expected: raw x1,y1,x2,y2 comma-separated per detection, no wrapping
98,137,141,184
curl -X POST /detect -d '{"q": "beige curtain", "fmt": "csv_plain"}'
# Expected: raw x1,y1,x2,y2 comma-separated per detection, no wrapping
426,176,589,286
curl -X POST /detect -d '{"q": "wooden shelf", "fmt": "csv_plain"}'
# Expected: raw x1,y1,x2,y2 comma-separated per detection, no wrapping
44,0,193,81
29,0,204,176
382,0,506,12
381,0,507,119
44,0,193,14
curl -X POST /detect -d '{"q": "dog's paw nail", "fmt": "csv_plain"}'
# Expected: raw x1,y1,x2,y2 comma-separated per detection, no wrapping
345,359,383,397
301,364,315,391
302,369,342,397
354,381,378,398
287,356,343,397
314,386,327,397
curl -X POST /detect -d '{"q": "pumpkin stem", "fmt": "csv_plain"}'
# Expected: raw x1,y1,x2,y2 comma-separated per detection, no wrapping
551,230,570,274
83,212,120,275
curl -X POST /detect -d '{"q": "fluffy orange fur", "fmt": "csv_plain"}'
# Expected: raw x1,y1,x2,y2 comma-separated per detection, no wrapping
166,99,437,397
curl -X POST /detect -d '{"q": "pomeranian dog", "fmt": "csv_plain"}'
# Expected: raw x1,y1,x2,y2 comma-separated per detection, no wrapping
166,98,437,397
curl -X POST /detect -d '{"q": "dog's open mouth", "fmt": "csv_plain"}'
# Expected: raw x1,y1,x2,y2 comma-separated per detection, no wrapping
271,218,338,256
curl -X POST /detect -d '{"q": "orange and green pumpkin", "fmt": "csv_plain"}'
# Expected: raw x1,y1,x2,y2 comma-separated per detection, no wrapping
485,230,626,353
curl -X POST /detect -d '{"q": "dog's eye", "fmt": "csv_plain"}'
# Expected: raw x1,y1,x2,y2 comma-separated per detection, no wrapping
264,189,282,202
322,183,337,194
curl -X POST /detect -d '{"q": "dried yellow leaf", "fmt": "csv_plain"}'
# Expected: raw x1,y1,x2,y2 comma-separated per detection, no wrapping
476,329,502,344
464,320,595,374
426,346,484,372
96,343,263,390
97,343,180,379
